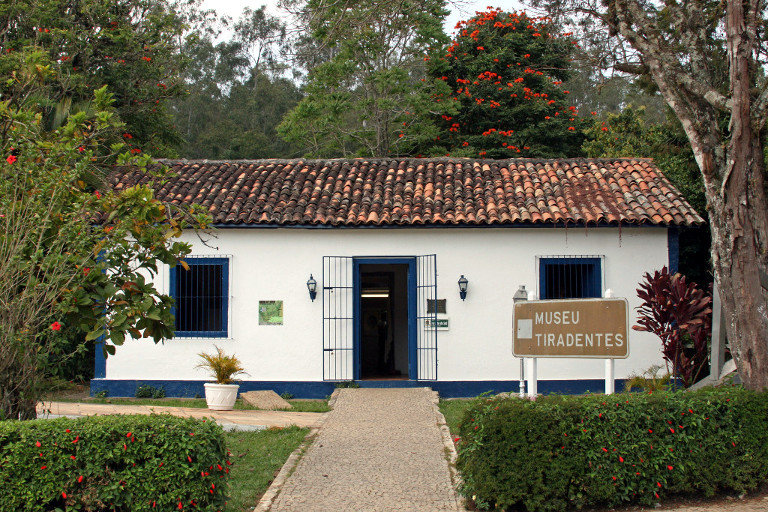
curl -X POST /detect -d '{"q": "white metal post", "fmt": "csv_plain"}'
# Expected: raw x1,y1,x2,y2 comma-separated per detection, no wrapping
519,358,526,398
527,357,538,399
605,359,615,394
603,288,615,394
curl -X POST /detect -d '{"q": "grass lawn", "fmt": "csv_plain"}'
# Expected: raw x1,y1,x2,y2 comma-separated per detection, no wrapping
438,398,473,435
50,397,331,413
224,426,309,511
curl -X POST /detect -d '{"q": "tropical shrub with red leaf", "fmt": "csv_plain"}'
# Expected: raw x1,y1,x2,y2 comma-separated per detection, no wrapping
633,267,712,388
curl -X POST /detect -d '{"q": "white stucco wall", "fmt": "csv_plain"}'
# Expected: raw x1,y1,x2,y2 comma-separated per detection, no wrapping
104,226,670,383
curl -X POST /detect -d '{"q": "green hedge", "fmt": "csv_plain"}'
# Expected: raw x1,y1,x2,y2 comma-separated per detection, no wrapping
456,388,768,511
0,414,230,511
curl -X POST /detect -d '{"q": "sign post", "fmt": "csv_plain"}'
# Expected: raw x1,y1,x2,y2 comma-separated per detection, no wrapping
513,298,629,396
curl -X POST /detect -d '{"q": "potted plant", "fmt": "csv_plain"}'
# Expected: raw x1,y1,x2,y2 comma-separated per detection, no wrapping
196,346,248,411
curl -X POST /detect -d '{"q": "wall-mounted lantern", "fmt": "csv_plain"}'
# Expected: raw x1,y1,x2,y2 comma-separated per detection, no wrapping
513,285,528,304
307,274,317,302
458,275,468,301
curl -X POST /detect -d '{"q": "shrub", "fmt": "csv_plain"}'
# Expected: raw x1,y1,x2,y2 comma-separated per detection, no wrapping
135,384,166,399
0,414,229,511
456,388,768,511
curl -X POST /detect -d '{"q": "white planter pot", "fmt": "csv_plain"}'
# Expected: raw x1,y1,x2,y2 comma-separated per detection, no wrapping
203,383,240,411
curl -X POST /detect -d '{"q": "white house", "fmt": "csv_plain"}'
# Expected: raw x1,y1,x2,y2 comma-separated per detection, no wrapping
92,157,703,398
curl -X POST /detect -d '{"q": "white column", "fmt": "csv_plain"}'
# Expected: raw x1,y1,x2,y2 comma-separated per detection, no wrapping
605,359,615,394
527,358,538,399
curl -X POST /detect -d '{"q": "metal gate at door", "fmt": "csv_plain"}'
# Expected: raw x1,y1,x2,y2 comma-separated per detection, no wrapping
415,254,438,381
322,256,354,381
322,255,438,381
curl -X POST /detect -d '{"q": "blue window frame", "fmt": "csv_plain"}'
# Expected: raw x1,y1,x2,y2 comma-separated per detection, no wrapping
169,257,229,338
539,257,602,299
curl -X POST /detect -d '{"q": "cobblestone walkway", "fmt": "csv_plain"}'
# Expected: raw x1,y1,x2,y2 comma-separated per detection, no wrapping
268,387,464,512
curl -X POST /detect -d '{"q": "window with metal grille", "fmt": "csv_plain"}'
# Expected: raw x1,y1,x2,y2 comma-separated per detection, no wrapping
169,257,229,338
427,299,447,314
539,257,602,299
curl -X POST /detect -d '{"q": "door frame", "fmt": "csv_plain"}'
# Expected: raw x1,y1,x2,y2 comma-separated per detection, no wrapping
353,258,417,380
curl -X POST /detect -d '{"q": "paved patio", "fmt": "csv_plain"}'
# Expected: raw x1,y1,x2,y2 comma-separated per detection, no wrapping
36,401,326,430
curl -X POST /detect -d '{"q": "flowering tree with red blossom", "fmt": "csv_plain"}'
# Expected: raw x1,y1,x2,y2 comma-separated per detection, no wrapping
0,53,207,420
0,0,192,156
424,9,586,158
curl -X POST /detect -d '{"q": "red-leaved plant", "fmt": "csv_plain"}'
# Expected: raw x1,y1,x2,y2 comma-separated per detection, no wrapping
633,267,712,388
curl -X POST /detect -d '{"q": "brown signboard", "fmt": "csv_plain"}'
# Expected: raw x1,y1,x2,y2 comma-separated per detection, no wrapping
513,298,629,358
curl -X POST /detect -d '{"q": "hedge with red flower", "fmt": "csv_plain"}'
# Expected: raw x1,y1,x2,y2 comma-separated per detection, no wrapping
455,387,768,511
0,414,229,511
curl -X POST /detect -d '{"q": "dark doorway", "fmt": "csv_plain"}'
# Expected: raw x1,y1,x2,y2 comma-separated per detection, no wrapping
359,264,409,379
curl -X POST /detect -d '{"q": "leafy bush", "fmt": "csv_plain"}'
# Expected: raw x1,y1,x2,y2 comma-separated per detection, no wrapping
0,414,230,511
456,388,768,511
135,384,166,399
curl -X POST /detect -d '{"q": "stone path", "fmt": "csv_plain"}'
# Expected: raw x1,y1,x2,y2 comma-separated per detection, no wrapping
267,388,465,512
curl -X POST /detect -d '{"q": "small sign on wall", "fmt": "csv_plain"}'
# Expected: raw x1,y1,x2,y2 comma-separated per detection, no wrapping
425,318,449,330
259,300,284,325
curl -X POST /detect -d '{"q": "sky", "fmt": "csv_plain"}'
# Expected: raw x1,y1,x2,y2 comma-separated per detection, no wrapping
200,0,530,39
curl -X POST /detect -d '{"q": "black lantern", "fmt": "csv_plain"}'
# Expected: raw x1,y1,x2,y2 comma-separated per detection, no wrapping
458,275,468,301
307,274,317,302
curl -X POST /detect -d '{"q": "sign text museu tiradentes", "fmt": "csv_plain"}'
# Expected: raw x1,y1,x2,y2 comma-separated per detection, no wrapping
513,298,629,358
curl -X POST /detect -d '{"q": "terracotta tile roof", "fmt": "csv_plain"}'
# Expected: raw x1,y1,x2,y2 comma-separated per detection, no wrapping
108,158,704,227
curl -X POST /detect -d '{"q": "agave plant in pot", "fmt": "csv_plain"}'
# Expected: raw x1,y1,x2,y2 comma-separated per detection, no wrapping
196,346,248,411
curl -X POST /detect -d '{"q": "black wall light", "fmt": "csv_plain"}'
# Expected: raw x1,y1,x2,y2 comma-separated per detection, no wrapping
458,275,468,301
307,274,317,301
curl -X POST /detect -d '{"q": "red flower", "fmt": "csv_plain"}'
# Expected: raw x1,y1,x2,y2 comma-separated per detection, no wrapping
77,146,84,153
62,492,67,499
126,432,132,437
619,456,624,463
50,321,62,331
36,441,41,447
477,46,484,50
601,127,608,132
78,475,84,483
6,155,17,165
667,465,674,470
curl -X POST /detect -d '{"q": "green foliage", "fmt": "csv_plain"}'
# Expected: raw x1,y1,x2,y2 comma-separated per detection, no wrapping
277,0,451,157
135,384,166,399
424,9,585,158
623,365,672,392
171,7,304,159
456,388,768,511
0,414,229,511
0,44,208,420
196,346,247,384
0,0,191,156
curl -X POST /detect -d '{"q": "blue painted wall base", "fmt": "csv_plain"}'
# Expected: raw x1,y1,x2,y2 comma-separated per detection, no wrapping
90,379,626,399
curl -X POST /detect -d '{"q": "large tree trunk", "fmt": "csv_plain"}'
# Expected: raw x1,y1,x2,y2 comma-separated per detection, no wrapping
708,137,768,389
711,0,768,389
